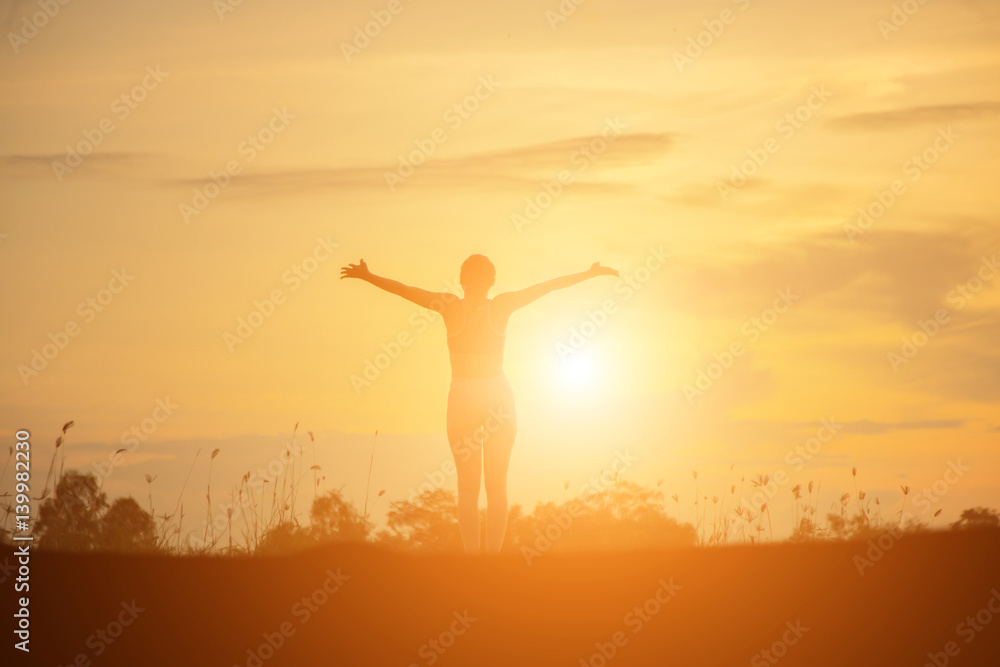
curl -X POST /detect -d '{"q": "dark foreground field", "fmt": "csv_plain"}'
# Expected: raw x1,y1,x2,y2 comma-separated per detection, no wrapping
4,530,1000,667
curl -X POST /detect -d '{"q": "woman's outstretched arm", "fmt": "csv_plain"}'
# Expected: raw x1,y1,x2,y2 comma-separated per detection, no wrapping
340,259,454,311
493,262,618,313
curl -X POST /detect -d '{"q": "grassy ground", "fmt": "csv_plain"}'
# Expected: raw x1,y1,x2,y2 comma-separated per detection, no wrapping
4,529,1000,666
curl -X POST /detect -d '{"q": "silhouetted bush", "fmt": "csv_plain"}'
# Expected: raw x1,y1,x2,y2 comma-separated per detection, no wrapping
951,507,1000,530
99,497,157,552
36,471,157,552
18,466,1000,555
376,488,463,553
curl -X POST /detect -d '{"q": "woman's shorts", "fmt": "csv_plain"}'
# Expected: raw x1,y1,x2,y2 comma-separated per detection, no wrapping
446,374,517,443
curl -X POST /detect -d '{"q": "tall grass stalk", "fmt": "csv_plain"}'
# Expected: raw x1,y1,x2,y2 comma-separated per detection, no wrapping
363,430,378,533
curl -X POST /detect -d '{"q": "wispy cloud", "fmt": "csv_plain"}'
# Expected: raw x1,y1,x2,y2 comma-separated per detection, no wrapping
828,102,1000,130
1,152,155,179
663,226,1000,326
163,132,674,198
831,419,965,435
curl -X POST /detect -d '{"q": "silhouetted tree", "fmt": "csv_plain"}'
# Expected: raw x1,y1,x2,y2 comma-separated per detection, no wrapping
36,472,159,552
98,497,156,552
951,507,1000,530
257,522,316,555
37,471,108,551
255,489,371,555
511,480,696,555
310,489,369,542
377,488,463,553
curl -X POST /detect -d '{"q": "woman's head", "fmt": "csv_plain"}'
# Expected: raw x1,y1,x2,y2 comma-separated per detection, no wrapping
460,254,496,293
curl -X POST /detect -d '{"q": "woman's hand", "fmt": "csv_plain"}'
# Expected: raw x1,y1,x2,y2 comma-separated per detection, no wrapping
587,262,619,278
340,259,373,281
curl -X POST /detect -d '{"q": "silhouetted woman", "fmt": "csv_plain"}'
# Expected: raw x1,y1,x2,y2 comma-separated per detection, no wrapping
341,255,618,553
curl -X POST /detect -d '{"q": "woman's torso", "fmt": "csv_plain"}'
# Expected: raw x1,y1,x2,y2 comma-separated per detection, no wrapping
444,298,508,378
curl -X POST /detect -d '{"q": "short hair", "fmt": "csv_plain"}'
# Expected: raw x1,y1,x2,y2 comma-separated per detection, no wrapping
460,254,496,289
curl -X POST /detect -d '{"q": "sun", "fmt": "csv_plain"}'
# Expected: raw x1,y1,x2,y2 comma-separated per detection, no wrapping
559,353,597,390
524,343,624,409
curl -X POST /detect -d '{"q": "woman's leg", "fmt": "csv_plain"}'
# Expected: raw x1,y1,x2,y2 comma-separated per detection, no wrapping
447,382,484,554
482,379,517,553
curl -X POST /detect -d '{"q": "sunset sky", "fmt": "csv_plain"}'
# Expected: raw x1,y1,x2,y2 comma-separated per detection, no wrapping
1,0,998,536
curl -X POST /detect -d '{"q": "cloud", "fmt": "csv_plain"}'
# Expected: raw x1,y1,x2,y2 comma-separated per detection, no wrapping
1,152,153,180
667,177,770,209
828,102,1000,130
165,132,674,198
707,416,965,444
830,419,965,435
898,311,1000,402
665,180,860,220
662,225,1000,326
65,451,176,470
447,131,674,173
0,133,671,197
651,225,1000,407
169,164,384,196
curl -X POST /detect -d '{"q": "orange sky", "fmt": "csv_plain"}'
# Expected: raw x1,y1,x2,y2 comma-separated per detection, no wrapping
1,0,998,536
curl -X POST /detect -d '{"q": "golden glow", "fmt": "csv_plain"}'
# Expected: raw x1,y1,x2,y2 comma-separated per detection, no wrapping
557,354,597,391
0,0,998,533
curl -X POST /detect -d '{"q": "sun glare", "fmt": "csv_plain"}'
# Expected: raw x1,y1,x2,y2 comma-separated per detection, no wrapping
560,353,597,390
